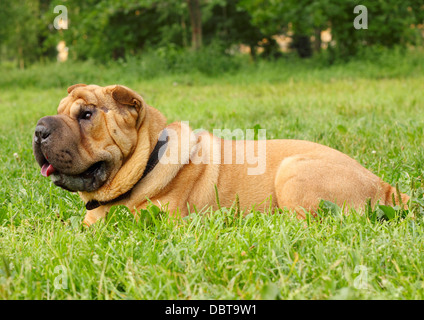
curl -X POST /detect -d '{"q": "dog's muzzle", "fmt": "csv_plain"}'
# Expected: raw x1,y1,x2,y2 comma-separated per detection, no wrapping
33,116,109,192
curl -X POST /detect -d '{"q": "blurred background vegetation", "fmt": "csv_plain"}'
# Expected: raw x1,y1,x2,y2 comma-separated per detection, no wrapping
0,0,423,78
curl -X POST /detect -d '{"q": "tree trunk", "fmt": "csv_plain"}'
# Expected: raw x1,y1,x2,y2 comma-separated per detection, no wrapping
314,27,322,53
181,16,188,48
18,46,25,69
249,44,256,61
187,0,202,50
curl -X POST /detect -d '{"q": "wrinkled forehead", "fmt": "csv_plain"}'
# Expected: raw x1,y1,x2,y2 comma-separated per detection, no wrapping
57,85,114,114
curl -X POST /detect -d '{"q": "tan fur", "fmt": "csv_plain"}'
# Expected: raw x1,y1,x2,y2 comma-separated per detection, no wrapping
39,84,409,226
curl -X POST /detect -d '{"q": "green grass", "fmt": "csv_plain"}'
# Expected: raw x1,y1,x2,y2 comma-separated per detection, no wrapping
1,50,424,299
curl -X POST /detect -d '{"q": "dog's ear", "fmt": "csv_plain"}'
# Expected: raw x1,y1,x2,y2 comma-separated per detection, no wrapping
111,85,142,110
67,83,87,94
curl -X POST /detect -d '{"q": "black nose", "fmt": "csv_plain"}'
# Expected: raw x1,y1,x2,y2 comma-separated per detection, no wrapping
34,125,51,144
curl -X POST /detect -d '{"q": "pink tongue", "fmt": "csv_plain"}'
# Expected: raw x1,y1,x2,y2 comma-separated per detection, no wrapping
41,163,56,177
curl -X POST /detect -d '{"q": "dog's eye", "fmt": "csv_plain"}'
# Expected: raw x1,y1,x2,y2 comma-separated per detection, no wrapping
80,111,92,120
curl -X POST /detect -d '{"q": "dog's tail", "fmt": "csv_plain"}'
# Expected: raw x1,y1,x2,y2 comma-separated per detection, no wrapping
381,182,410,208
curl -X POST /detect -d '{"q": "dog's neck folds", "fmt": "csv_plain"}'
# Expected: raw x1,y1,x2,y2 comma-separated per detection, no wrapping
84,129,169,210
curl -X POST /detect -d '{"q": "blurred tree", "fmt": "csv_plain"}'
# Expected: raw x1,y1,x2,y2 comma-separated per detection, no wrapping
326,0,424,60
46,0,264,61
202,0,264,59
0,0,47,68
187,0,202,50
240,0,424,60
46,0,190,61
239,0,328,58
324,0,423,59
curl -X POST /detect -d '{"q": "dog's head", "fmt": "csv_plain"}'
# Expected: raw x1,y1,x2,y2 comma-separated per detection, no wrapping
33,84,147,192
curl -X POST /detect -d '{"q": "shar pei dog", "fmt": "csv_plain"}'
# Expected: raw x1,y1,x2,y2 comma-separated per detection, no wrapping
33,84,409,225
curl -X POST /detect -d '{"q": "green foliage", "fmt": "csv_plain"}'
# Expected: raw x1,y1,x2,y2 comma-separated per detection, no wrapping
51,0,189,62
43,0,261,62
0,0,47,68
202,0,264,48
241,0,424,60
1,0,423,67
325,0,423,61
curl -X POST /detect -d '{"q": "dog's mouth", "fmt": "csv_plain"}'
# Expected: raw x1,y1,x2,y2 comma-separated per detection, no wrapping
41,160,103,178
39,158,108,192
41,162,57,177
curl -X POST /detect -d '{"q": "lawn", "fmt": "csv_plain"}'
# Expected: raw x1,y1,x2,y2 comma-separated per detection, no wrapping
1,51,424,299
